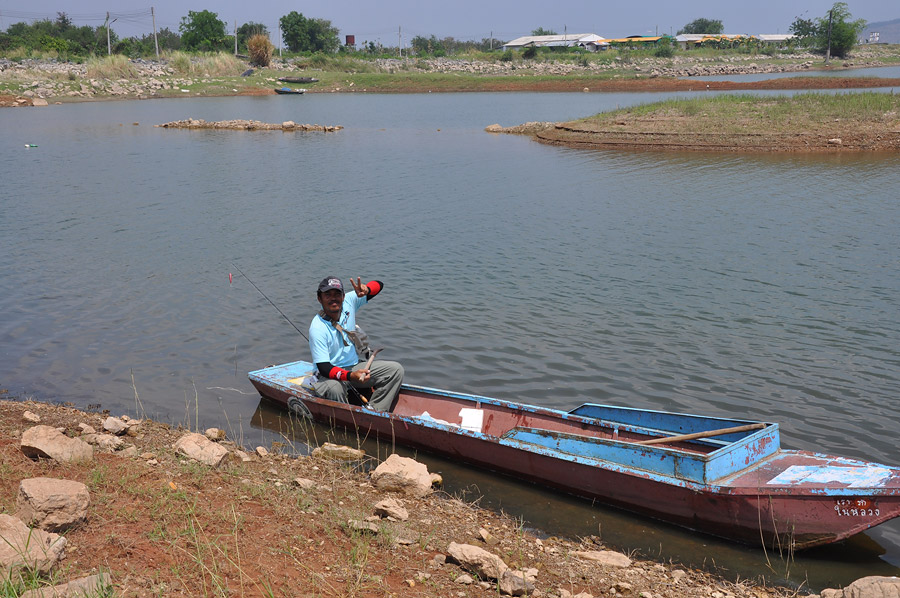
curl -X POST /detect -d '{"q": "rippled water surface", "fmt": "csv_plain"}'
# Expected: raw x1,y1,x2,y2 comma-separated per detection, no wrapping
2,91,898,590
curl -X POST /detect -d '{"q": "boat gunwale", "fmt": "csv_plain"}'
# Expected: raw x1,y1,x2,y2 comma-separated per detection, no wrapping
249,362,784,486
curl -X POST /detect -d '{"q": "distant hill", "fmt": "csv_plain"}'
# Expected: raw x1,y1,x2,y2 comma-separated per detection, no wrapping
861,17,900,44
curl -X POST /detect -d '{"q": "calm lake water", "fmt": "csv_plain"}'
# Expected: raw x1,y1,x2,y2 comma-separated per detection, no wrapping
2,89,898,590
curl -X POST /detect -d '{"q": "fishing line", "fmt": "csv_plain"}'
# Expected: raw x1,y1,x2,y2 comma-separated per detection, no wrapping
230,262,308,341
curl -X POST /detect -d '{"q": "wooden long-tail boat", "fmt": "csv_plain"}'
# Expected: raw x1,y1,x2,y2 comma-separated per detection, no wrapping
249,360,900,549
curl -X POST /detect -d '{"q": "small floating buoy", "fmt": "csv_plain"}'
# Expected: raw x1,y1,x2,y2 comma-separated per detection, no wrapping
25,144,37,148
229,272,233,284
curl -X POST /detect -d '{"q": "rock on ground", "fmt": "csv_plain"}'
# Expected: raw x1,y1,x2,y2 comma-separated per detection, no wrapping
16,477,89,532
371,453,434,498
20,426,93,463
571,550,633,568
374,497,409,521
825,576,900,598
312,442,365,460
447,542,509,580
173,432,230,467
0,514,67,575
19,572,111,598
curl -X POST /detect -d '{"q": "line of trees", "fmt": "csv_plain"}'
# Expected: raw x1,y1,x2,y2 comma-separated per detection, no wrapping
1,4,868,61
0,9,341,58
409,35,504,56
0,13,124,56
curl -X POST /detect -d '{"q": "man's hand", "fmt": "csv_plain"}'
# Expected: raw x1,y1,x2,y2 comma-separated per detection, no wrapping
349,277,369,297
352,369,371,383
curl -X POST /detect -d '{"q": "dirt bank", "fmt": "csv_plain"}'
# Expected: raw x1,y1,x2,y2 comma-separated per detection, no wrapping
0,397,812,598
440,75,900,94
491,86,900,153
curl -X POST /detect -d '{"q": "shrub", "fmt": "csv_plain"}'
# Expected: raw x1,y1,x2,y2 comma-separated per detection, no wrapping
654,44,674,58
522,46,537,59
500,49,513,62
247,34,273,67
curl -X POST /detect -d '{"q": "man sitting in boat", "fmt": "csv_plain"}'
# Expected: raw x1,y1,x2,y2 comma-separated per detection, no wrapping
308,276,404,411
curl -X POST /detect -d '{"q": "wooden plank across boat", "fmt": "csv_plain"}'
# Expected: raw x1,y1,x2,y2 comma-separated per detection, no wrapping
249,360,900,549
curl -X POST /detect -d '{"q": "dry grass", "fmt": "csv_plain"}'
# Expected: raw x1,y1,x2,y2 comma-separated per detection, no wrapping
85,55,138,79
163,51,246,76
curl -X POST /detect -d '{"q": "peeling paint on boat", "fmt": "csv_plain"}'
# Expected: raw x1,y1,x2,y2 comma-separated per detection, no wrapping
769,464,894,488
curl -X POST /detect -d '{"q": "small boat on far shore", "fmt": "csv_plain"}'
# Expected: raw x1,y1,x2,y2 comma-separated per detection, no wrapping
249,359,900,550
279,76,319,84
274,87,305,95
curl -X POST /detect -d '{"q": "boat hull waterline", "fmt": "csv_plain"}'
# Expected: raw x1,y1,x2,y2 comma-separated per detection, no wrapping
248,360,900,549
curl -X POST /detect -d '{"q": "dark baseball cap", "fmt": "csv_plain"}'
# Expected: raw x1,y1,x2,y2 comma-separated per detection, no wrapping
317,277,343,293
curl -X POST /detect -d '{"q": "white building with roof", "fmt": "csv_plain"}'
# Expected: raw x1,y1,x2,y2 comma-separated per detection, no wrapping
502,34,605,51
757,34,796,45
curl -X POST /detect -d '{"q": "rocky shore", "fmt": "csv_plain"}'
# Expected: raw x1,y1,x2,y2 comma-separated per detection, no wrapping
1,398,898,598
156,119,343,132
2,46,899,105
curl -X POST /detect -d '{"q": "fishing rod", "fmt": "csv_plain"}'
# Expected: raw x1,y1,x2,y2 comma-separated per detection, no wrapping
230,262,308,341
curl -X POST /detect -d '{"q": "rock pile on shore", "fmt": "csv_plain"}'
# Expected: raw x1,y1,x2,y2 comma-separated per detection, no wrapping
156,118,343,131
373,47,889,78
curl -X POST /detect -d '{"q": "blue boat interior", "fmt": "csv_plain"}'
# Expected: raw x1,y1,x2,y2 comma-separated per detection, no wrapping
250,360,781,484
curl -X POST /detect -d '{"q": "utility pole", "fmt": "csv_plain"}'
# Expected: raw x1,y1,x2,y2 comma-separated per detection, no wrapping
398,26,402,58
234,21,237,55
825,9,834,64
490,30,493,50
278,22,282,57
105,13,117,55
151,6,159,61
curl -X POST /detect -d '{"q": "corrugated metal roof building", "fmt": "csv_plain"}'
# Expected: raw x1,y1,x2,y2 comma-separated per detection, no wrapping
502,34,606,50
674,34,755,49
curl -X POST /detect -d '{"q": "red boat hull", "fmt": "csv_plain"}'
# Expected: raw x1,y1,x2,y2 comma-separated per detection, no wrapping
249,367,900,549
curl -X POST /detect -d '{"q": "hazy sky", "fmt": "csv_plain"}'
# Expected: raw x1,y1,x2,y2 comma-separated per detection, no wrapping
2,0,895,44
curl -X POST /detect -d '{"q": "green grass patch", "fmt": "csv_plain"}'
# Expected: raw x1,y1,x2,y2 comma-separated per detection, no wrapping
578,92,900,134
